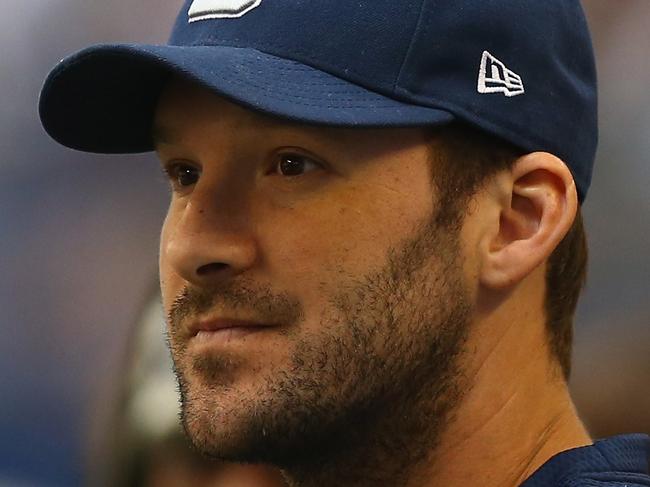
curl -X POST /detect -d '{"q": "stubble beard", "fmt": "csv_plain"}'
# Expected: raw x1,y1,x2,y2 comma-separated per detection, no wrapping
167,207,472,487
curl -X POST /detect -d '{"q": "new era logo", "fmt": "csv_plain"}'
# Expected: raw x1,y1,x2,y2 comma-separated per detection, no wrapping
188,0,262,22
477,51,525,97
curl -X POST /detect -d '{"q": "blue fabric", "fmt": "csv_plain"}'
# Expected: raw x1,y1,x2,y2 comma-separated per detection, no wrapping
521,434,650,487
39,0,598,201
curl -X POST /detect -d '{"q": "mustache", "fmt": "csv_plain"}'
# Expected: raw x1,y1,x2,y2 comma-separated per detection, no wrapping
165,279,305,334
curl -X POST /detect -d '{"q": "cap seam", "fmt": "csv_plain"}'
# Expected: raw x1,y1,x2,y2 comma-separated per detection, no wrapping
392,0,428,95
183,39,396,95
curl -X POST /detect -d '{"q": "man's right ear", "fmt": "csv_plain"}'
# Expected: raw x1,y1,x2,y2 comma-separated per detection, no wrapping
477,152,578,290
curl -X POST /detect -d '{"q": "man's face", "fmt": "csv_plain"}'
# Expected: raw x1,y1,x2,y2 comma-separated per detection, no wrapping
157,79,473,468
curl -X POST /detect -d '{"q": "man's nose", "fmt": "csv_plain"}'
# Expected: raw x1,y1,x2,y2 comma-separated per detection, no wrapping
161,187,259,286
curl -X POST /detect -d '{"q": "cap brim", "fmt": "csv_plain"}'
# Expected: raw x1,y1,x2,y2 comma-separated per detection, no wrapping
39,44,455,153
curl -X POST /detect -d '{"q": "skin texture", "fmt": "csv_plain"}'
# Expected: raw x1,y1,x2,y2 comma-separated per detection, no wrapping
156,78,592,487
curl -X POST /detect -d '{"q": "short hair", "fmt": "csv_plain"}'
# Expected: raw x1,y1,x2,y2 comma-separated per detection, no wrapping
428,123,587,380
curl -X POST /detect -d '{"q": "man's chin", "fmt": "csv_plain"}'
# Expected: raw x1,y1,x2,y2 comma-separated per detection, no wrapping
176,364,282,461
180,388,259,459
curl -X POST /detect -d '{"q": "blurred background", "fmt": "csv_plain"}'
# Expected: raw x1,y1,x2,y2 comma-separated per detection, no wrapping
0,0,648,485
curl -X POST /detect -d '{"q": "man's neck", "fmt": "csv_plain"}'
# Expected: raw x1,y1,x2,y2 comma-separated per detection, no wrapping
403,310,593,487
412,379,592,487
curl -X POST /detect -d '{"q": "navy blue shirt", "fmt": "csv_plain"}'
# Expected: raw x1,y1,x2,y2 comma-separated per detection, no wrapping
521,434,650,486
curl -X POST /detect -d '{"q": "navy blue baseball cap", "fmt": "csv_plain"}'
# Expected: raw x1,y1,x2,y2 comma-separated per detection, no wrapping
39,0,598,201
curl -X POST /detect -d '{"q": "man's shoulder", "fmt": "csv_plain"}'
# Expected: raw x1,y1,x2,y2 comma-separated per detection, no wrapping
521,434,650,487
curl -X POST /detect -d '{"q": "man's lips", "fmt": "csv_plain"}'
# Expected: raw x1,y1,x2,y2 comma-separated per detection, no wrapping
186,318,277,344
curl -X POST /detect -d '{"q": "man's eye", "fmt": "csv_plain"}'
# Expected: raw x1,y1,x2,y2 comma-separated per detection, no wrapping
162,162,200,189
274,153,322,177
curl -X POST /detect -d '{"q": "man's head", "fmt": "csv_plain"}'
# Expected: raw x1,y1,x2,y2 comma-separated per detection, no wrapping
154,77,580,479
38,0,597,482
156,78,472,475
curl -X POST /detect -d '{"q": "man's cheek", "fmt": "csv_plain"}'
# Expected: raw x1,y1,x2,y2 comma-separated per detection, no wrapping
158,254,183,320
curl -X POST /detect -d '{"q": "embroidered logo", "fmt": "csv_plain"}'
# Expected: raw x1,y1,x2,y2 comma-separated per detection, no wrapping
188,0,262,23
477,51,525,97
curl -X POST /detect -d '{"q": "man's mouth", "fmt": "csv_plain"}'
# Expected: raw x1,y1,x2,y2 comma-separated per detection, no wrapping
186,317,277,347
